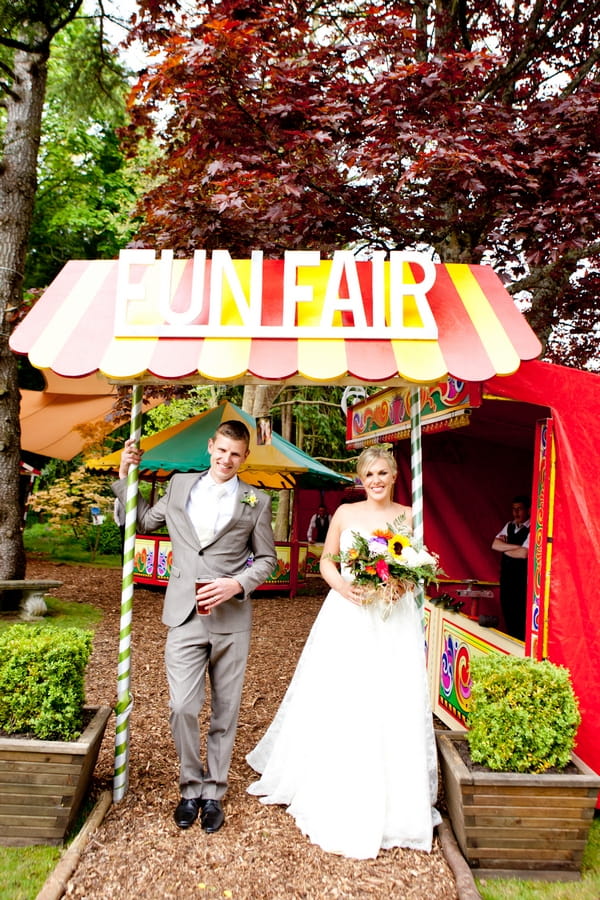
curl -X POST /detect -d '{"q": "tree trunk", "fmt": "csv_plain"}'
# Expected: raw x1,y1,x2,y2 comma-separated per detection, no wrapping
242,383,283,418
273,393,293,541
0,45,49,578
242,384,290,539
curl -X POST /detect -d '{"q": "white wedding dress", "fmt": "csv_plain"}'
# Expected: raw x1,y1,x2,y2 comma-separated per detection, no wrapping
246,528,441,859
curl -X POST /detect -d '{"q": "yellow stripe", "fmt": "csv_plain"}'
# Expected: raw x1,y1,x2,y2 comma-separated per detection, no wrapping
198,338,251,380
446,265,520,374
27,262,114,369
297,339,348,380
390,340,448,383
99,336,159,379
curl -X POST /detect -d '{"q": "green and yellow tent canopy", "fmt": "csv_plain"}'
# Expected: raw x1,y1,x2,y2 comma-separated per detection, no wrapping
87,400,351,490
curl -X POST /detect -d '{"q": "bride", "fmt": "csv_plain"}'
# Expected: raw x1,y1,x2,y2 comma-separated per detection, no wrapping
246,446,440,859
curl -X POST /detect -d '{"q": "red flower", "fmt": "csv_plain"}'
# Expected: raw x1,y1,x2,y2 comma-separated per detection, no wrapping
376,559,390,581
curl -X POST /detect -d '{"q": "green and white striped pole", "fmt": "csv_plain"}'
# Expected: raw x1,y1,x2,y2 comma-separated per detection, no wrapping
113,384,143,802
410,385,425,609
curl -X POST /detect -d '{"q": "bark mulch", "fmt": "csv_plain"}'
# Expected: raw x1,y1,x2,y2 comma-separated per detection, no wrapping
27,558,459,900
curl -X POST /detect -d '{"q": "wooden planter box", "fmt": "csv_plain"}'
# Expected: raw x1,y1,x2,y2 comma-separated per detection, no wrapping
437,730,600,881
0,705,111,846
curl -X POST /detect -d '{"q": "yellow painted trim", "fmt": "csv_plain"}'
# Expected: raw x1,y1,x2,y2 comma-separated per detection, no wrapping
542,430,557,659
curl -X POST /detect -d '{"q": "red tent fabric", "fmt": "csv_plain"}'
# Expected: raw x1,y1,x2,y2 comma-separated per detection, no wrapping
485,360,600,772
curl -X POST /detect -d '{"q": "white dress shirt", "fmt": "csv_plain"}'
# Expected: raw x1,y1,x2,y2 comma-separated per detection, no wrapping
187,474,238,546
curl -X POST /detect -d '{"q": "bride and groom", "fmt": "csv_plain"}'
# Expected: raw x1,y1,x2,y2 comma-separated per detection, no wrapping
117,432,439,858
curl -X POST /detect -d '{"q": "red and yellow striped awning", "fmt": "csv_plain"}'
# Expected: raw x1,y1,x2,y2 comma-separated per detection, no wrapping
10,254,542,385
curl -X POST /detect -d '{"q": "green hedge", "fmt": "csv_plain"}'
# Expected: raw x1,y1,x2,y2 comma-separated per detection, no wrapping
84,519,123,556
467,654,581,773
0,624,93,740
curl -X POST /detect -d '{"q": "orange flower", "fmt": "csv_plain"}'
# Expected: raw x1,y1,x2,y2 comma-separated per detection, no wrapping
373,528,393,540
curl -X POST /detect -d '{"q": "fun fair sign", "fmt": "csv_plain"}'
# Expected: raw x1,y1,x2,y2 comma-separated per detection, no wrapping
115,249,439,340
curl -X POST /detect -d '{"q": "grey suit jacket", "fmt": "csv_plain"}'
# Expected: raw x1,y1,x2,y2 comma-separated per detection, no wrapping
112,473,277,632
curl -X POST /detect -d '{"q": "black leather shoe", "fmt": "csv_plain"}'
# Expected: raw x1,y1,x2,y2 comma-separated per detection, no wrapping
201,799,224,833
174,797,201,829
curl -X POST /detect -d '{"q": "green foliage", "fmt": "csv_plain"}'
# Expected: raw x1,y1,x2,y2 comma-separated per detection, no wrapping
467,654,581,774
28,466,115,541
276,386,353,466
24,16,144,288
83,519,123,556
0,624,92,740
143,385,230,434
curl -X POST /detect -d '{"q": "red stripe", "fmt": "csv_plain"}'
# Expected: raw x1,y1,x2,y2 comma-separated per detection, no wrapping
147,337,204,380
344,339,401,381
248,338,298,379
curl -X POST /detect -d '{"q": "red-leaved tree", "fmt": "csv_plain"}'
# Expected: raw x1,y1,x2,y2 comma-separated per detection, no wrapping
123,0,600,368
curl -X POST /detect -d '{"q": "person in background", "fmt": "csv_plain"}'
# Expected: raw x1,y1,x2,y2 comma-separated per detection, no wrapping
492,494,531,641
113,420,276,835
306,504,331,543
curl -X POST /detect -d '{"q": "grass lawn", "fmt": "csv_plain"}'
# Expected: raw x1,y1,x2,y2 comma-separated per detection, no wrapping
0,845,62,900
23,521,121,569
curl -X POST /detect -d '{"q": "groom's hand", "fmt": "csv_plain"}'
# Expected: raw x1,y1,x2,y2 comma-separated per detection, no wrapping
197,577,244,611
119,438,143,478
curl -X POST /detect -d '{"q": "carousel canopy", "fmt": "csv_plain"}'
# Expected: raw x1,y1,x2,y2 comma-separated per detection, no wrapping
86,400,351,490
9,252,542,386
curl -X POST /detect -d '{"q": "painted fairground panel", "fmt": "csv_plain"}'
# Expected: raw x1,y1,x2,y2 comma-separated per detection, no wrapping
297,543,308,580
306,543,323,576
528,418,555,660
346,377,481,449
133,538,156,580
259,542,309,589
133,535,173,585
433,613,523,729
423,603,431,666
265,543,292,586
423,601,439,702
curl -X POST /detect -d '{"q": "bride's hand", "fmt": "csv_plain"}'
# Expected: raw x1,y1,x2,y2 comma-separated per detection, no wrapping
345,584,366,607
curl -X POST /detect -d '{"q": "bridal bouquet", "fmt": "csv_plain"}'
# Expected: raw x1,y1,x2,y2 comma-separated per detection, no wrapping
337,516,441,618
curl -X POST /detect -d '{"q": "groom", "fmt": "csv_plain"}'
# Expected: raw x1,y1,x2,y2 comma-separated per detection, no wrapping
114,420,276,833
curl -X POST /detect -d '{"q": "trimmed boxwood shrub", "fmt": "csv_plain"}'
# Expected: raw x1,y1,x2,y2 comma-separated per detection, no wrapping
467,653,581,774
0,624,93,740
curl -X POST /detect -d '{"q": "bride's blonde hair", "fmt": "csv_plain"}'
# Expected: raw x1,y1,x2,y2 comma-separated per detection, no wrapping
356,446,397,480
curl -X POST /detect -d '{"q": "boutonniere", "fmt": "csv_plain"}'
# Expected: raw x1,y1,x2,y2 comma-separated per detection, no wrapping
242,492,258,508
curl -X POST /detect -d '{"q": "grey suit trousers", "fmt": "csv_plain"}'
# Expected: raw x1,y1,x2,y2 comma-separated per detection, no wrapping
166,612,251,801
